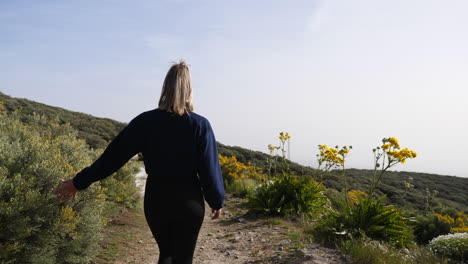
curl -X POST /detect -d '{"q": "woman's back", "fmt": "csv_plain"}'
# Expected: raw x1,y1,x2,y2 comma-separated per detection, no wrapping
139,109,203,186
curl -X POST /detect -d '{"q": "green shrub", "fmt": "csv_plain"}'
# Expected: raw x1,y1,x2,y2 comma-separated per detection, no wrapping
429,232,468,262
0,112,104,263
0,108,140,263
100,159,140,209
225,178,257,198
413,214,451,244
340,239,447,264
247,173,327,217
312,195,413,247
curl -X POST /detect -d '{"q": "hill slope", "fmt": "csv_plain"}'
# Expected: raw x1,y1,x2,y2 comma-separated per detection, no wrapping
0,92,125,149
218,144,468,213
2,92,467,213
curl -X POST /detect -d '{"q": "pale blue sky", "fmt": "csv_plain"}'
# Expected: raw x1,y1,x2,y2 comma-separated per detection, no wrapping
1,0,467,177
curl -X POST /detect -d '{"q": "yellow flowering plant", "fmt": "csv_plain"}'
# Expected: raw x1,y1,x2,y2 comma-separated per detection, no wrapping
266,132,292,176
370,137,417,196
312,137,417,247
278,132,291,159
347,190,367,204
218,154,264,185
433,211,468,233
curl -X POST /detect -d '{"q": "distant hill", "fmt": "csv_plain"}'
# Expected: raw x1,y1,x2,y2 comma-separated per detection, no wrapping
0,92,125,149
2,92,467,214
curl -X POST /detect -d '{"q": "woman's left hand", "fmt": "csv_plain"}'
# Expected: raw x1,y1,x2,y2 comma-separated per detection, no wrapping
54,179,79,201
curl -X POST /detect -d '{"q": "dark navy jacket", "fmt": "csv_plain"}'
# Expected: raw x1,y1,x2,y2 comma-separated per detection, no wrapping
72,109,225,210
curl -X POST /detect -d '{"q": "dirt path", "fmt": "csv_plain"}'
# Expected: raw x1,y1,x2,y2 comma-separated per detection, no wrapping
93,169,348,264
193,198,348,264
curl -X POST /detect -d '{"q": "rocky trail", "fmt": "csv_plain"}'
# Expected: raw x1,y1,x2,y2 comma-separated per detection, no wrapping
92,168,348,264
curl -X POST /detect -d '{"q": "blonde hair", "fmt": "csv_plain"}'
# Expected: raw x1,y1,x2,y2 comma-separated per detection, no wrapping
158,60,194,115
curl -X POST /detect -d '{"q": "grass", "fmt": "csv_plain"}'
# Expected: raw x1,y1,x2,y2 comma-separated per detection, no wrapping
267,218,285,226
91,202,153,264
338,239,448,264
225,178,257,197
286,230,308,249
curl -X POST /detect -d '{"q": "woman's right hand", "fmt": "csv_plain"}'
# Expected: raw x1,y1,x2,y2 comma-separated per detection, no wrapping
211,208,222,219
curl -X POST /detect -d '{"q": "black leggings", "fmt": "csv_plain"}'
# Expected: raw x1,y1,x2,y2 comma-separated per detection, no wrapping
144,184,205,264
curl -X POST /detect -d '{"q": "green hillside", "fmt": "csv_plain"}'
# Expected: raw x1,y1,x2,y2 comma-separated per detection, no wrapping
0,92,125,149
218,143,468,214
2,92,467,214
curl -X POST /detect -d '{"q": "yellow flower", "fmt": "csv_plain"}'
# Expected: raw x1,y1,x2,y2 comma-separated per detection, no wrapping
389,137,398,145
278,132,291,141
348,190,367,204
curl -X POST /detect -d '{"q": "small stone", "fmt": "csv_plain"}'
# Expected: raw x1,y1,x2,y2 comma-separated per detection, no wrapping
138,240,144,244
248,237,254,242
237,218,246,223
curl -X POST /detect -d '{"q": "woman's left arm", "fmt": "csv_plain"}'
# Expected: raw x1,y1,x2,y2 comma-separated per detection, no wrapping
54,116,144,200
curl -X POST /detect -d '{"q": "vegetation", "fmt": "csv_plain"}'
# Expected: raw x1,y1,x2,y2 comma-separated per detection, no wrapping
3,93,468,263
218,143,468,215
340,239,448,264
311,138,416,247
247,172,327,217
429,232,468,262
313,195,413,247
0,92,125,149
238,133,328,217
223,178,257,198
0,101,139,263
3,92,466,215
218,154,264,185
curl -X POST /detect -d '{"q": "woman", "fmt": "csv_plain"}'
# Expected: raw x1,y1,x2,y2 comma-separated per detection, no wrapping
54,61,225,264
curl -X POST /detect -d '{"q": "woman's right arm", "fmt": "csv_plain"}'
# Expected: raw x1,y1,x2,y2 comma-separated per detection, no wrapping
197,119,225,211
72,116,144,190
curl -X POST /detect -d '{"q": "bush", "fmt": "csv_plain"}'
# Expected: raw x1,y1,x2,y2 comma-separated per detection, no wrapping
429,232,468,262
225,178,257,198
340,239,447,264
413,211,468,245
312,195,413,247
219,154,264,185
0,108,140,263
247,173,327,217
100,159,140,209
413,214,451,244
0,112,104,263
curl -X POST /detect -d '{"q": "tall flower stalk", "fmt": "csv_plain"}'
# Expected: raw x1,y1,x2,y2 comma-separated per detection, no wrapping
369,137,417,197
316,144,352,203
